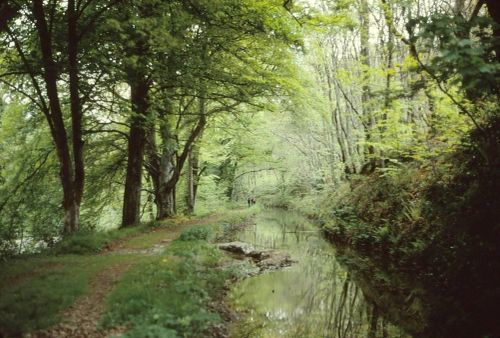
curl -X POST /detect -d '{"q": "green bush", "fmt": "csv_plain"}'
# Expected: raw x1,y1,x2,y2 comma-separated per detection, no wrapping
178,225,212,241
50,231,109,255
50,225,146,255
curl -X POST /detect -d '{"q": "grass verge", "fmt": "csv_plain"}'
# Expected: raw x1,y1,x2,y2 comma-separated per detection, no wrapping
0,254,137,336
101,208,256,337
0,207,256,337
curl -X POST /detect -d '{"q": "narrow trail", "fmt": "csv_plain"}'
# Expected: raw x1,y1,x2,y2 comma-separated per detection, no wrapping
31,262,134,338
29,214,222,338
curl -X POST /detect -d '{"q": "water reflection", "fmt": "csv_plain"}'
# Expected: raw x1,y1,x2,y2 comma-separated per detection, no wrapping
229,209,408,338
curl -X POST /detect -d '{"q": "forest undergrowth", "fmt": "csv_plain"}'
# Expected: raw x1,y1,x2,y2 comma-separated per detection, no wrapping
305,117,500,337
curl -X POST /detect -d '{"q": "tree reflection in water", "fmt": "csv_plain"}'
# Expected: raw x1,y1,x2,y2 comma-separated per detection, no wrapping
229,209,408,338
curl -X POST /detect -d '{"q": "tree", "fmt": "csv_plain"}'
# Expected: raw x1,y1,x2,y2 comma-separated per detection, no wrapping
0,1,87,233
135,0,301,220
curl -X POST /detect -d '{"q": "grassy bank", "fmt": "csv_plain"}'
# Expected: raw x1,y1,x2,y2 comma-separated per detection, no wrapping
0,254,140,335
0,207,256,337
100,207,256,337
101,236,228,337
0,218,158,336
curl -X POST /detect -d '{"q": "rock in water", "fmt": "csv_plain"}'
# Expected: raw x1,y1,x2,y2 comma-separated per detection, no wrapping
218,241,297,273
218,241,255,255
247,249,274,260
255,251,295,271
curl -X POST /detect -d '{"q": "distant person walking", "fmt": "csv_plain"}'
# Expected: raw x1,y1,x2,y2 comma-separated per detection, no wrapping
247,196,256,207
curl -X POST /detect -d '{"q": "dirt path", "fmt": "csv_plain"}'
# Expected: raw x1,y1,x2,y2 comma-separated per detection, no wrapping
27,214,223,338
31,262,134,338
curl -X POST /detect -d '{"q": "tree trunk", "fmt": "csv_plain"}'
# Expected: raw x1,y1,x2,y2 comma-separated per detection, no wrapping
147,95,206,219
145,99,177,220
67,0,84,206
122,77,149,227
155,190,176,219
184,98,205,214
359,0,376,171
367,304,379,338
379,3,395,168
486,0,500,62
333,84,357,174
454,0,466,15
33,0,79,233
0,1,20,32
322,50,355,175
0,2,19,33
157,151,176,219
186,148,195,214
164,115,206,215
186,140,201,214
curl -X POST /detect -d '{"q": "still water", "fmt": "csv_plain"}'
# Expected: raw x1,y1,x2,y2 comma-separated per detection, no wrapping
229,209,408,338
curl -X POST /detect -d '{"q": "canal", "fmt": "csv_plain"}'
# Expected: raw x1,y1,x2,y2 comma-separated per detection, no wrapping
228,209,409,338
